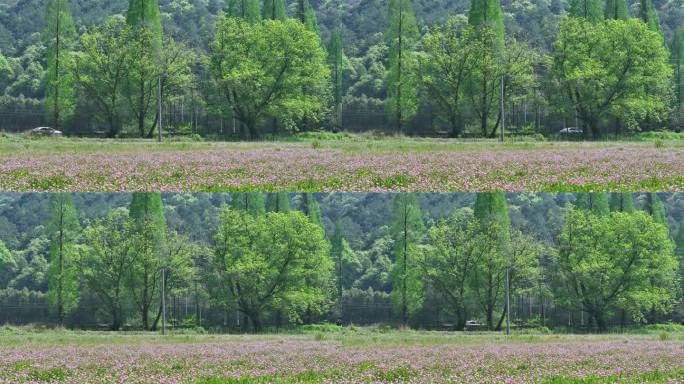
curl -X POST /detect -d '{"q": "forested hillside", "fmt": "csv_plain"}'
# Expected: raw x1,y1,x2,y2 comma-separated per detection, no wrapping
1,0,683,137
1,192,683,331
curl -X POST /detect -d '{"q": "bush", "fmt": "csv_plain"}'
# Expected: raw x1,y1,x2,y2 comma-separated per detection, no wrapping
629,131,684,141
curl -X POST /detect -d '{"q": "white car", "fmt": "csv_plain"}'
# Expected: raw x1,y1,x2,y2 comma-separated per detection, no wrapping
559,127,583,134
30,127,63,137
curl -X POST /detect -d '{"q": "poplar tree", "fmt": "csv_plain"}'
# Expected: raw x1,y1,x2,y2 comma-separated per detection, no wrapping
231,193,266,216
128,192,167,330
262,0,286,21
228,0,261,23
265,193,290,213
604,0,629,20
575,192,610,215
126,0,163,138
331,220,345,306
671,27,684,107
385,0,419,134
473,192,510,232
43,0,76,131
327,28,345,129
569,0,604,23
609,193,635,213
638,0,662,35
642,193,667,225
296,0,319,33
468,0,505,49
46,193,80,325
390,193,425,326
300,193,323,227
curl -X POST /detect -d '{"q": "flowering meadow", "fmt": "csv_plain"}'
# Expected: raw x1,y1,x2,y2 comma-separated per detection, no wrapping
1,139,684,192
1,332,683,383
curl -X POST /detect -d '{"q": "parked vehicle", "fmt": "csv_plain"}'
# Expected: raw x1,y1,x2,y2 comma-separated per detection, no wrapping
559,127,583,135
29,127,63,137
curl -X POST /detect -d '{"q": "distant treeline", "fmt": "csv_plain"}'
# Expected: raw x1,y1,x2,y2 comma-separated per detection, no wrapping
1,0,683,138
0,192,682,332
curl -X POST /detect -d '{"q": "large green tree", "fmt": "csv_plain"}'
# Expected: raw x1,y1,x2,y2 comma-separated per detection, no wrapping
72,18,131,137
46,193,80,325
385,0,419,134
126,0,163,138
0,241,15,290
209,17,329,138
43,0,77,131
81,210,134,330
467,0,506,137
128,192,167,330
211,208,332,332
552,18,671,139
423,209,479,330
419,17,477,137
390,193,425,325
557,209,678,331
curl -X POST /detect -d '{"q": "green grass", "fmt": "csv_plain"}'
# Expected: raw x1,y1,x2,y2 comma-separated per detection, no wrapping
2,132,684,156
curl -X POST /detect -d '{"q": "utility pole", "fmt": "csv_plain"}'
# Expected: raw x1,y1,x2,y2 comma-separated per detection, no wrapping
500,74,506,143
505,267,511,335
158,74,163,143
161,267,166,335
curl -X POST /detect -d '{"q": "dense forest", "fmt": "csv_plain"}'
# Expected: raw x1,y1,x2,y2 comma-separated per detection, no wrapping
1,0,683,138
1,192,683,332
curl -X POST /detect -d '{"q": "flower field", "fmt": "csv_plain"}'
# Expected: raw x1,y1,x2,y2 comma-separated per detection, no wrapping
1,139,684,192
1,332,683,383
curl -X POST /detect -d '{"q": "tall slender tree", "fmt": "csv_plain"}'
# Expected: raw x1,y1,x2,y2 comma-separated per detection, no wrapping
385,0,419,134
43,0,77,131
331,220,345,307
641,193,667,225
300,193,323,227
575,192,610,215
638,0,662,35
265,193,290,213
328,28,345,129
231,193,266,216
46,193,80,325
262,0,286,21
390,193,425,326
604,0,629,20
228,0,261,23
569,0,604,23
126,0,163,138
609,193,635,213
468,0,505,49
473,192,511,231
671,27,684,108
296,0,319,33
